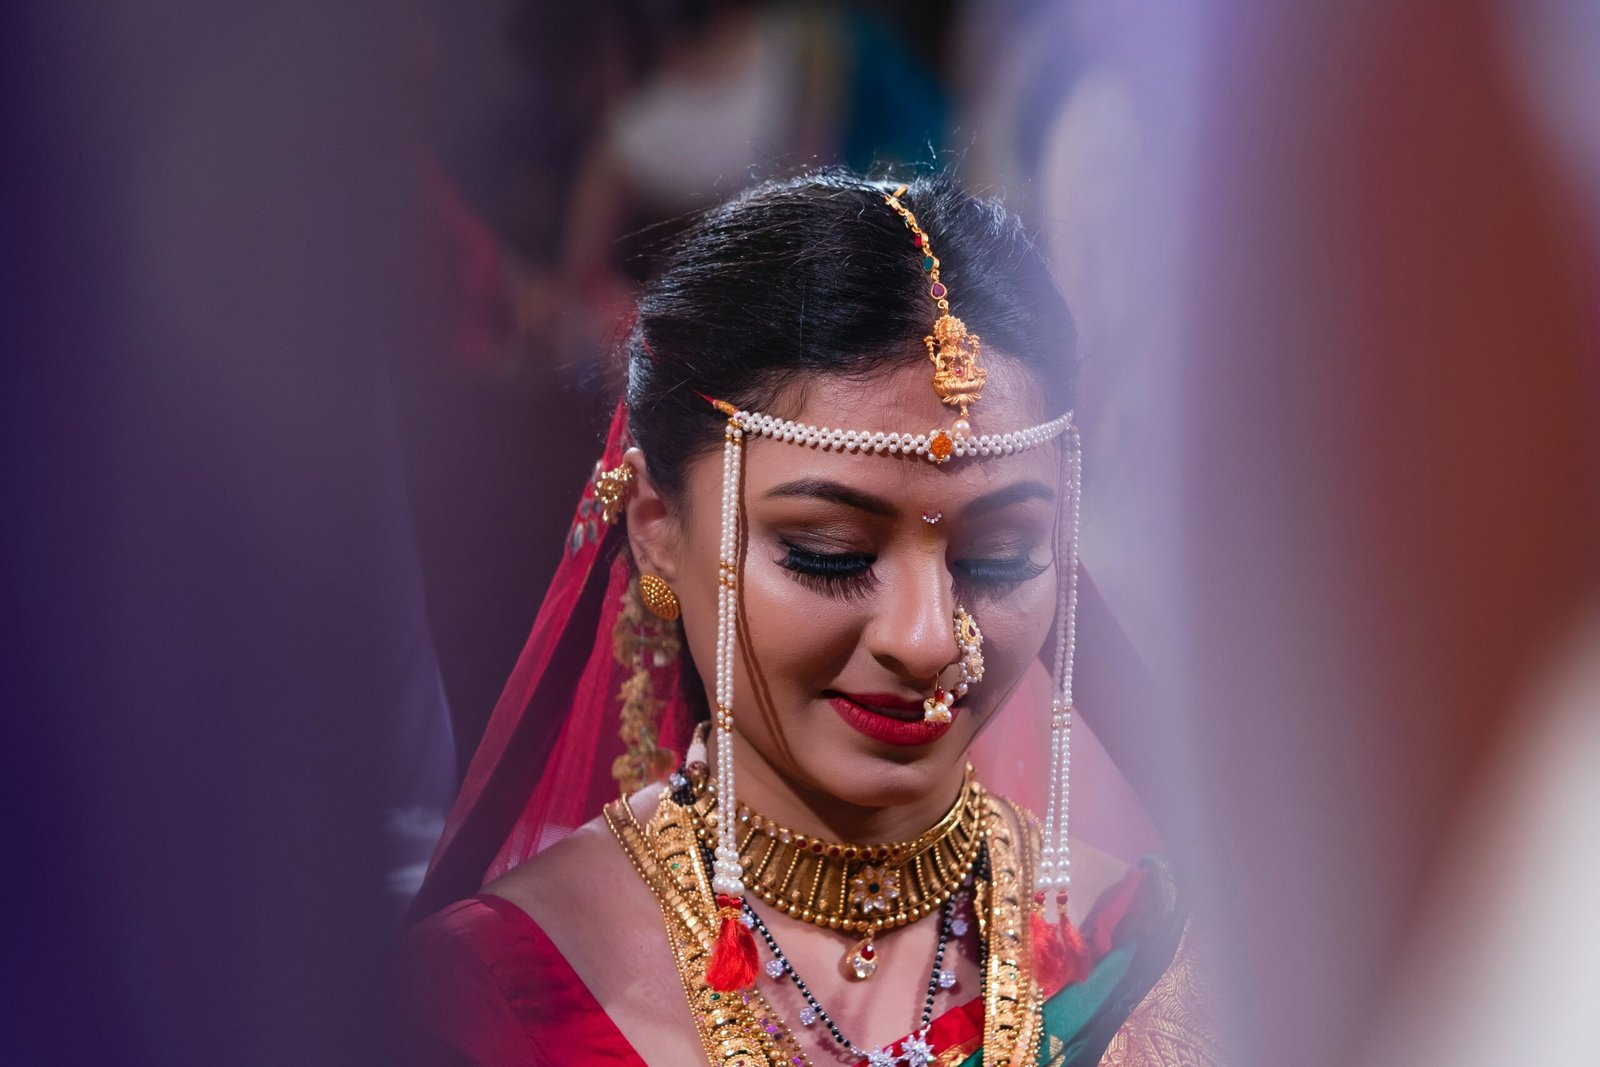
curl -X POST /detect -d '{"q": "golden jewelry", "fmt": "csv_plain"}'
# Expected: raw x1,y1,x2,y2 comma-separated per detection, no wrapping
686,765,986,979
604,785,1045,1066
610,574,682,791
924,606,986,724
594,462,634,525
638,573,681,621
605,795,806,1066
882,184,987,439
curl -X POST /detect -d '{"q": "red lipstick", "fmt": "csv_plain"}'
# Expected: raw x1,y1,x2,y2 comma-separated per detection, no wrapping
828,691,956,747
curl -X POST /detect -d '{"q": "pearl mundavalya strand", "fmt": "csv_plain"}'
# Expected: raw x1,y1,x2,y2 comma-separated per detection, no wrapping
708,400,1082,913
711,413,746,897
1036,423,1082,920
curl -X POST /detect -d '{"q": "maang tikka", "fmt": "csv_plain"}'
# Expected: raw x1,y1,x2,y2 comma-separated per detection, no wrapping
694,181,1087,993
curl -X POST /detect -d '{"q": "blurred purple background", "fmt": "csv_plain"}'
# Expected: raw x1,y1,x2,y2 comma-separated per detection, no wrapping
4,1,1597,1064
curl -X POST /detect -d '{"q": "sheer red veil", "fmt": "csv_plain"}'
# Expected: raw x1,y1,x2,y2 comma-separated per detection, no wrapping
410,400,700,919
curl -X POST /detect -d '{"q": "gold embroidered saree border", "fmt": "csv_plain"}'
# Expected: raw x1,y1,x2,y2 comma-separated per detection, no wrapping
1097,920,1229,1067
605,795,803,1065
980,795,1045,1065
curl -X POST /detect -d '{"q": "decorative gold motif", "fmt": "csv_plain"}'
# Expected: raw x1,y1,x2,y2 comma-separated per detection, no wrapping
605,785,1046,1066
605,796,805,1066
986,796,1047,1066
638,573,681,621
955,608,984,681
843,930,879,980
882,184,988,425
925,607,986,723
1098,921,1230,1066
849,864,900,915
925,313,986,421
594,462,635,525
610,573,682,791
686,766,986,968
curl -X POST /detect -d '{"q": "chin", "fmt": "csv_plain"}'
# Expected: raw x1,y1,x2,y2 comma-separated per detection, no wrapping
809,737,971,809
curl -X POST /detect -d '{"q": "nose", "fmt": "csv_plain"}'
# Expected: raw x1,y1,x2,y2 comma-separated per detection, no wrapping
863,553,958,685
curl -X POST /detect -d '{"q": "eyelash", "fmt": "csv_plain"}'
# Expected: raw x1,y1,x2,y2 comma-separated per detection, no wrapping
776,543,1048,599
953,556,1049,595
777,544,879,600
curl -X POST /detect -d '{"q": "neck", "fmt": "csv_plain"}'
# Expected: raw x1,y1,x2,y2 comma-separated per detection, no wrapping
710,729,969,845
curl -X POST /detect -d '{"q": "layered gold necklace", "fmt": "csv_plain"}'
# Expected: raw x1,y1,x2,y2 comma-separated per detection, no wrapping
604,780,1045,1066
682,763,987,979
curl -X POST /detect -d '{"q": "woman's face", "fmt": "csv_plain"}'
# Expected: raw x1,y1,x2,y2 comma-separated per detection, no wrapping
634,354,1063,819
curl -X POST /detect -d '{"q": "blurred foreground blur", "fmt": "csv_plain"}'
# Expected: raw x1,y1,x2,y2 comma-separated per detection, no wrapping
2,2,1596,1064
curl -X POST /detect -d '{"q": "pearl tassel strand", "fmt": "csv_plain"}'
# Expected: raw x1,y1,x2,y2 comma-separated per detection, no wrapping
1036,421,1082,922
699,408,762,993
710,414,746,897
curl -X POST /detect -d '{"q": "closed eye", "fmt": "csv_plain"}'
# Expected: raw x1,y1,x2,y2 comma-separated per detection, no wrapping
776,542,879,600
953,555,1049,595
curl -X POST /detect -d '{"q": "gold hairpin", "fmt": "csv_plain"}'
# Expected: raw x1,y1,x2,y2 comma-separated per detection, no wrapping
594,463,634,525
883,185,987,447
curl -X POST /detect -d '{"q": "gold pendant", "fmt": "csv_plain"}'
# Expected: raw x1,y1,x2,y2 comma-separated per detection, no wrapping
843,929,879,980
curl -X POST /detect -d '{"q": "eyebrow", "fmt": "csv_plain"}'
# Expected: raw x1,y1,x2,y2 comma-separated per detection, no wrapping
961,480,1055,517
764,478,897,517
762,477,1056,519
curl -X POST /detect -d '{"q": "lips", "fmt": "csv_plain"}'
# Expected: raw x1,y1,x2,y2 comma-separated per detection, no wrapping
828,691,957,747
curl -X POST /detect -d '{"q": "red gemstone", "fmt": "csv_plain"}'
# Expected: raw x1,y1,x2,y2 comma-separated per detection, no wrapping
913,235,922,246
811,842,824,854
827,846,842,858
930,282,947,298
860,945,875,959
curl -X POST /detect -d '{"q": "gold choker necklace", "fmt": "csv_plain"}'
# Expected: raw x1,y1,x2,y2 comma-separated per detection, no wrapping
683,764,987,979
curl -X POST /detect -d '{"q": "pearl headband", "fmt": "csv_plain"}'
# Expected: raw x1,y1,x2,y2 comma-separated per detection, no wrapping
721,405,1074,464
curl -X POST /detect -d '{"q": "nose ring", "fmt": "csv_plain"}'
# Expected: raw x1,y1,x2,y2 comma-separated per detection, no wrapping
923,606,985,723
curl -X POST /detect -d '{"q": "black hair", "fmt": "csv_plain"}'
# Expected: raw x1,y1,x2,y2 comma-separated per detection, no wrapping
625,168,1077,499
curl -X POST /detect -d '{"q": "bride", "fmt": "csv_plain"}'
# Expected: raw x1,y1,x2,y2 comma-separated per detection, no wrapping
406,170,1220,1066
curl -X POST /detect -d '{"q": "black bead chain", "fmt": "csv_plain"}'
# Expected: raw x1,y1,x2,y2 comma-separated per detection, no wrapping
673,765,996,1059
744,893,953,1057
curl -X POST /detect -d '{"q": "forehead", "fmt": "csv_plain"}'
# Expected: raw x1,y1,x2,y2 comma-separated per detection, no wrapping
745,353,1062,501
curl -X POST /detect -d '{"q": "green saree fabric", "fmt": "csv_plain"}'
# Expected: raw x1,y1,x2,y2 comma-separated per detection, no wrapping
954,856,1190,1066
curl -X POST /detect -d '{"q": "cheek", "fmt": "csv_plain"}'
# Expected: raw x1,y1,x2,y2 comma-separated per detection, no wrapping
735,558,861,697
966,581,1056,701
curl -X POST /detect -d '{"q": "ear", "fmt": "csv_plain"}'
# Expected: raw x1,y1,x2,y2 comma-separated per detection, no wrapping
623,447,681,583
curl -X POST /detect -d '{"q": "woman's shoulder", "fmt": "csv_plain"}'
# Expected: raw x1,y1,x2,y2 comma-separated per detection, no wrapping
481,783,665,935
405,895,620,1064
405,791,672,1065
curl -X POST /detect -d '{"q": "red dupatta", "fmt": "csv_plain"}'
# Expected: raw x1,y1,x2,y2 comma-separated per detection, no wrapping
411,400,697,920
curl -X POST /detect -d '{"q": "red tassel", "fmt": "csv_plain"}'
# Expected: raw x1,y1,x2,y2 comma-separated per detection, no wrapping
1031,911,1071,991
1031,894,1093,992
704,894,759,991
1057,914,1091,984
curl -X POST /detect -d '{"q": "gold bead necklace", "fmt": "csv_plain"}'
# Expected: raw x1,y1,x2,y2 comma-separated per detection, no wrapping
683,763,987,979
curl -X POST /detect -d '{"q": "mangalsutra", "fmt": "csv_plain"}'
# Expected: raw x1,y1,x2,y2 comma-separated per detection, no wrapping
684,764,986,980
746,891,958,1066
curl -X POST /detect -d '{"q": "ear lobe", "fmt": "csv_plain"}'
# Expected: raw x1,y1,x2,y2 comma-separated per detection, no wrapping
623,447,679,583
